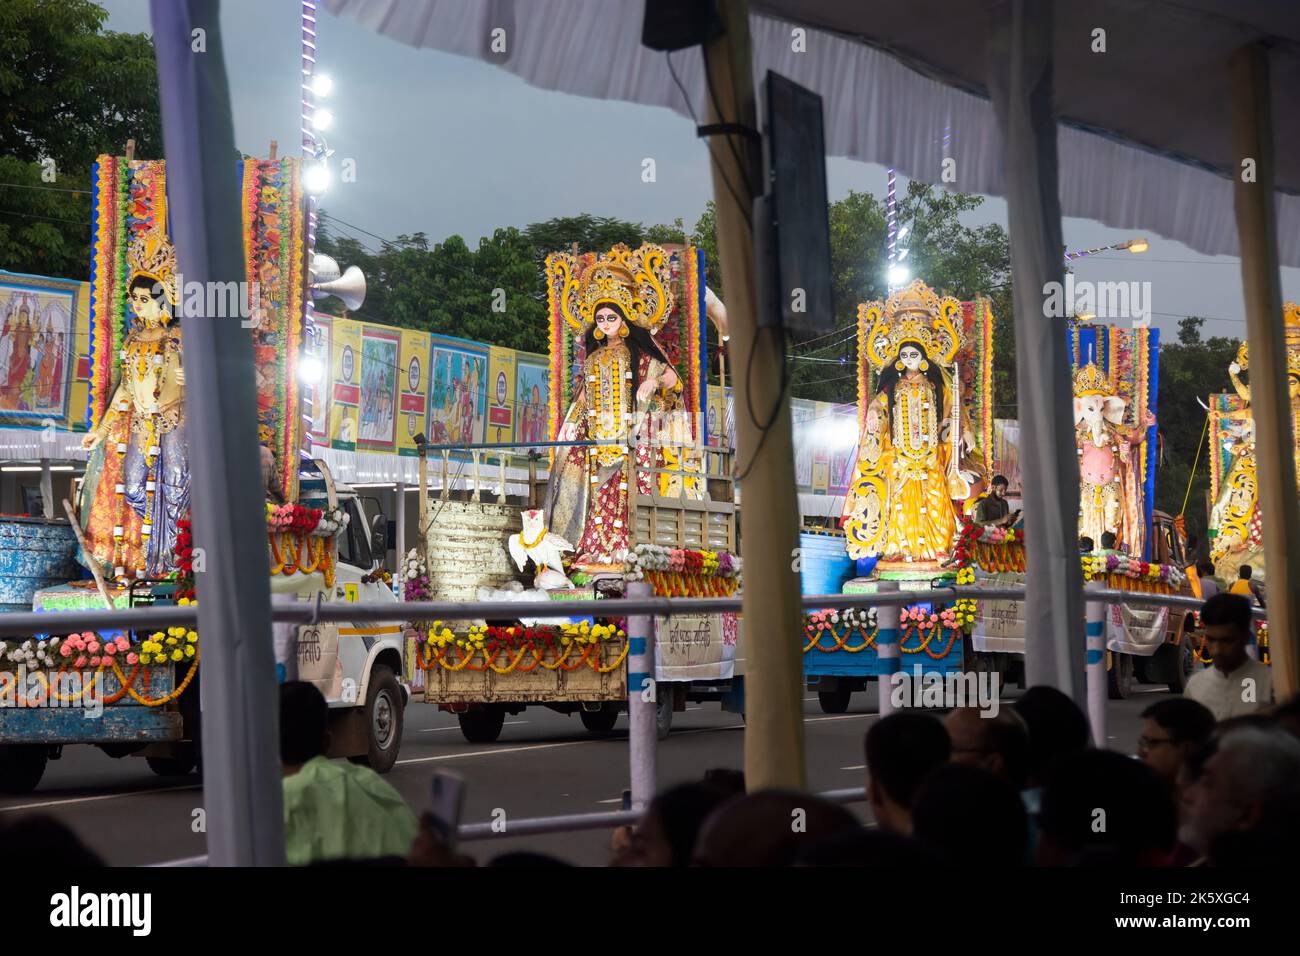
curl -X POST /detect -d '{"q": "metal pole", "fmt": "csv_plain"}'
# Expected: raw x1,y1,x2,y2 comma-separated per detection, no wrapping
1229,44,1298,698
875,581,900,715
39,456,53,520
150,0,283,866
625,581,657,811
394,480,406,588
1084,581,1107,746
704,0,807,791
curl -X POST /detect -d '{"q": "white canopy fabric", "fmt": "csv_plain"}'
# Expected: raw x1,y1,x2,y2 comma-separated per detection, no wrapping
323,0,1300,265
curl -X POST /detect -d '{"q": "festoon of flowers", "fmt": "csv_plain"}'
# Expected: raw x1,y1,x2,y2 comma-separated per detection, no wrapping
1081,551,1187,588
403,548,432,602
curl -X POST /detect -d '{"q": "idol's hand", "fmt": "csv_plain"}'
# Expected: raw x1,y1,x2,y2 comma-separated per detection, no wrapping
81,430,103,450
636,378,658,403
1229,362,1241,375
175,365,186,387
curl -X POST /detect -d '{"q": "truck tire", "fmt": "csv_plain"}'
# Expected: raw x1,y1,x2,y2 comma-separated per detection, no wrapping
818,687,853,714
458,705,505,743
146,744,198,777
358,666,403,773
1167,625,1198,694
1107,652,1134,700
0,745,47,795
656,692,673,739
580,703,620,734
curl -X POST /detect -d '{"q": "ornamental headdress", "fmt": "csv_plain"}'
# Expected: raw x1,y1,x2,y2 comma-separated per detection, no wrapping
860,279,962,370
547,243,674,335
1233,301,1300,379
1072,362,1114,397
126,234,179,306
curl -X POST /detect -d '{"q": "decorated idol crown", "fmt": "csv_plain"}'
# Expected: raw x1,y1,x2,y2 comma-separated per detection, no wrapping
1072,362,1114,397
126,234,179,306
547,243,674,335
1233,302,1300,378
860,278,962,370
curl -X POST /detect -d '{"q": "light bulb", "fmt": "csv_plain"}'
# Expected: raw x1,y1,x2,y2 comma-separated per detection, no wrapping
312,109,334,130
298,355,325,384
310,73,333,97
887,264,910,286
303,162,330,194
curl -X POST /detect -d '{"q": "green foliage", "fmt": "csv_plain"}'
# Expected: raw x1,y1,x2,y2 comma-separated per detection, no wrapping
0,0,161,279
1154,316,1239,541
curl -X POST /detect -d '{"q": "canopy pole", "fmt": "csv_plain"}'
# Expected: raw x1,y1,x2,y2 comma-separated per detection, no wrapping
151,0,284,865
704,0,806,790
1230,43,1298,697
986,0,1085,699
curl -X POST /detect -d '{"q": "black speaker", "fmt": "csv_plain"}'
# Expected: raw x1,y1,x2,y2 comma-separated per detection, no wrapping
642,0,723,52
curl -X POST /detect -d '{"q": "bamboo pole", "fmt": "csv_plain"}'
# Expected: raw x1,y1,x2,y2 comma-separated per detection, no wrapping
1229,44,1298,697
704,0,806,790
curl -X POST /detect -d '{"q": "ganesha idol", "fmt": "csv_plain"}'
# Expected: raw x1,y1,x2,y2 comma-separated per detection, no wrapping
1073,362,1153,555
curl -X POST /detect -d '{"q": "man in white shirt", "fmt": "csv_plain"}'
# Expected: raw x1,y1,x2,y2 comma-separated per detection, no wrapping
1184,593,1272,721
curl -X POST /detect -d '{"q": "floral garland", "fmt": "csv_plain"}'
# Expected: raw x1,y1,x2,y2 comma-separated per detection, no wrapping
403,549,431,602
1080,551,1187,590
624,545,741,597
420,620,628,674
953,518,1025,572
174,517,196,600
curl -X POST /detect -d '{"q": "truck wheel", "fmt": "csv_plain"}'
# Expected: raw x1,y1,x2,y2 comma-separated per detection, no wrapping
580,703,620,735
656,692,673,739
1107,652,1134,700
458,705,505,743
817,687,853,714
1168,626,1198,694
146,744,198,777
359,666,404,773
0,745,47,795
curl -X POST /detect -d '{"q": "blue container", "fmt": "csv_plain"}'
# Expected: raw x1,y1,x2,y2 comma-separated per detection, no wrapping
0,519,79,611
800,532,853,596
855,556,879,578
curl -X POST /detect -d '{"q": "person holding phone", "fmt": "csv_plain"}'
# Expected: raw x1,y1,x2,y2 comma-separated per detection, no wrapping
976,475,1018,528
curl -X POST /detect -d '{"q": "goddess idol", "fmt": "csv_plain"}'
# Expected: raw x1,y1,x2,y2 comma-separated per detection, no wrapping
78,235,190,581
842,280,982,570
543,244,684,573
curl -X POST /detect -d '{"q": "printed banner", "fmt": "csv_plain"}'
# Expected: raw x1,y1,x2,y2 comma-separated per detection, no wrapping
0,274,88,427
654,612,738,681
328,318,362,451
1107,603,1169,655
357,325,400,452
428,336,488,450
307,316,333,443
396,328,429,457
486,345,515,445
516,356,549,453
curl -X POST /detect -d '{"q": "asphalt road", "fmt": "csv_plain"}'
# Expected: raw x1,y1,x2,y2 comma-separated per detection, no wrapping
0,684,1174,866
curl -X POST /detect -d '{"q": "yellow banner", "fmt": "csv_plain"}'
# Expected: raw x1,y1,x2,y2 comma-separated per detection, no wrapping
397,328,430,457
486,345,516,446
328,317,362,451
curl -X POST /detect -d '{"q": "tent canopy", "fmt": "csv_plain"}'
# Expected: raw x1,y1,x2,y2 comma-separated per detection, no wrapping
323,0,1300,264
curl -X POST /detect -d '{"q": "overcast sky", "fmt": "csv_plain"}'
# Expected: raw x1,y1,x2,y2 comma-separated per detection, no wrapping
100,0,1300,343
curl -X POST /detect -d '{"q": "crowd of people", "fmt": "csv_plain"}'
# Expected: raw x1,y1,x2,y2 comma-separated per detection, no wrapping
4,595,1297,868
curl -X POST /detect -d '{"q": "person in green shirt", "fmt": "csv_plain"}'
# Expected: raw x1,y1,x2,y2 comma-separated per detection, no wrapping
280,681,418,865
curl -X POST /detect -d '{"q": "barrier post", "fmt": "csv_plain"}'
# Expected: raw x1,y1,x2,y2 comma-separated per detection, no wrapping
625,580,657,810
1085,581,1108,746
875,581,900,716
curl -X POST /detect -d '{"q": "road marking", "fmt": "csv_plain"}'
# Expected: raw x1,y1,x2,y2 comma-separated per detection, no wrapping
840,764,866,771
396,722,748,765
0,783,201,813
596,797,623,805
419,721,529,733
805,713,878,723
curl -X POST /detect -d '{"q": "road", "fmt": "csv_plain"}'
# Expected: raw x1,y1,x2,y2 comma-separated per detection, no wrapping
0,685,1173,866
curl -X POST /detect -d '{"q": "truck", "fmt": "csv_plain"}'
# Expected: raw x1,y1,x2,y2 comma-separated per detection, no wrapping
0,460,406,794
414,444,745,743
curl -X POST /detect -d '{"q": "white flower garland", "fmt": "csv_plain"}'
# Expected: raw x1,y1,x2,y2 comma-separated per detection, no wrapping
0,637,60,668
313,506,350,538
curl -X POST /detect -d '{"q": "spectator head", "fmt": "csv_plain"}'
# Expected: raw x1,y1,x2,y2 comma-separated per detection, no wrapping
1100,531,1118,551
1199,593,1252,673
1272,694,1300,742
943,706,1030,789
912,763,1028,866
794,828,943,867
1037,749,1177,865
864,712,951,835
1238,564,1252,580
701,767,746,795
692,791,860,866
1180,726,1300,859
1013,686,1091,787
617,782,732,867
991,475,1008,495
0,815,103,866
280,680,329,772
1079,536,1095,553
1196,559,1215,577
1138,697,1216,789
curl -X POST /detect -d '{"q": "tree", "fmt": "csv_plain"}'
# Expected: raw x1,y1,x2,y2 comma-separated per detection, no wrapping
0,0,162,279
1154,316,1239,543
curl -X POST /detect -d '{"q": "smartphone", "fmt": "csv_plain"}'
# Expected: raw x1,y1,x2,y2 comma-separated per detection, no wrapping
429,769,466,850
